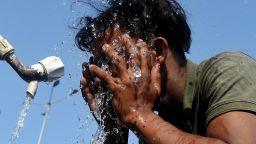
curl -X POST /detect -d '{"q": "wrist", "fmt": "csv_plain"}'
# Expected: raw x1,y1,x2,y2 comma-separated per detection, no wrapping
124,109,155,130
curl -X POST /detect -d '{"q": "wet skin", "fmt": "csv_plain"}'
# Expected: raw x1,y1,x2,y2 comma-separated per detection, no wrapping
80,27,256,144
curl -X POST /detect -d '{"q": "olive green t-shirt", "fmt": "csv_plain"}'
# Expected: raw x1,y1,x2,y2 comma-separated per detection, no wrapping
183,51,256,135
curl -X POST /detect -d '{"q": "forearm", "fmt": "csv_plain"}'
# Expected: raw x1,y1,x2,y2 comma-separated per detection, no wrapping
129,112,226,144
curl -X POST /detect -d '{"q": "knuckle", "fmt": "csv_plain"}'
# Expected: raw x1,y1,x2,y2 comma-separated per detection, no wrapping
89,64,95,71
104,75,111,82
112,56,121,64
122,34,131,40
80,78,87,85
122,78,131,85
80,78,85,84
137,41,147,48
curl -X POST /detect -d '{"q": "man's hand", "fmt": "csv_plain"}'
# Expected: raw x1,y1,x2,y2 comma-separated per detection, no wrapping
88,34,161,126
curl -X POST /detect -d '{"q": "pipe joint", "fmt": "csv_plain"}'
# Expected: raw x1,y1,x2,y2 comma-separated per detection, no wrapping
0,35,14,60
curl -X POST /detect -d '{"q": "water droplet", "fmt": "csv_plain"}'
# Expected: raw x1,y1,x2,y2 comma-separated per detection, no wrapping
114,24,120,30
112,13,117,19
69,88,79,96
134,66,142,80
133,46,138,54
115,46,125,55
120,85,126,90
113,128,119,133
112,39,118,46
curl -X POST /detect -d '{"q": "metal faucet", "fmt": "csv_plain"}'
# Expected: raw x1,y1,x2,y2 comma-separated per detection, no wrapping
0,35,64,98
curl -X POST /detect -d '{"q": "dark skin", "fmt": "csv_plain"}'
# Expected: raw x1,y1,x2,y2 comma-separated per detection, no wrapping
80,27,256,144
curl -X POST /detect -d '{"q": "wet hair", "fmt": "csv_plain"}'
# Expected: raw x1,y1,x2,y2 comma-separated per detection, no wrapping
75,0,191,64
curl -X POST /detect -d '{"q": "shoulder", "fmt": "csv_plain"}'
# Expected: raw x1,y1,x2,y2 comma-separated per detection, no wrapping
196,51,256,125
199,51,256,71
197,51,256,85
204,51,256,143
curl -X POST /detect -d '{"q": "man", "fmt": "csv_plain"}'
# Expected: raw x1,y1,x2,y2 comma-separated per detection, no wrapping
77,0,256,143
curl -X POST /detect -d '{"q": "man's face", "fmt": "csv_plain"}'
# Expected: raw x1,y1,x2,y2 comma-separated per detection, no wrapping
90,25,156,80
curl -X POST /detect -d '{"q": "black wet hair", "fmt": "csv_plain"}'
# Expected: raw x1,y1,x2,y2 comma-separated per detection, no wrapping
75,0,191,64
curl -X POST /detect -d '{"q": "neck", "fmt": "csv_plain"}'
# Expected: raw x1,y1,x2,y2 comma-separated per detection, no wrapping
160,54,187,107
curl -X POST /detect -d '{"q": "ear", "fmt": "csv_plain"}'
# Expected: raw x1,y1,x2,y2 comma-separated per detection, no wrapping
152,37,169,64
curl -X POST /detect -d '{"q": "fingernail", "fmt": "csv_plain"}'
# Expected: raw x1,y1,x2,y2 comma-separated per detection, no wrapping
82,63,88,72
80,84,84,89
124,33,130,38
83,67,86,73
137,39,143,42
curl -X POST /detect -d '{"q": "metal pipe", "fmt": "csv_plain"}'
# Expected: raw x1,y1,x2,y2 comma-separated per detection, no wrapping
5,53,47,82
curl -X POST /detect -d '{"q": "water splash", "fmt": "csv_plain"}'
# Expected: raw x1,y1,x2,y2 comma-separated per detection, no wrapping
75,134,86,144
89,41,143,142
8,96,33,144
129,55,142,80
90,80,124,143
90,86,111,144
133,65,142,80
78,115,91,130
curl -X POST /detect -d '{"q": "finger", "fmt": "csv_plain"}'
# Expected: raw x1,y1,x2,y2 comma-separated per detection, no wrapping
121,34,139,78
82,62,92,79
137,40,150,80
80,77,96,111
150,63,161,96
82,63,97,93
102,44,128,79
95,77,101,87
89,56,94,64
82,62,89,76
89,64,117,91
121,34,138,59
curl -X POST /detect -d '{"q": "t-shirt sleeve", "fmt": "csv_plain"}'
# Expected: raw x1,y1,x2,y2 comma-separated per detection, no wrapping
201,52,256,126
